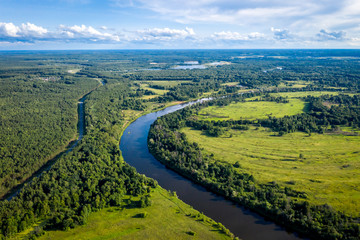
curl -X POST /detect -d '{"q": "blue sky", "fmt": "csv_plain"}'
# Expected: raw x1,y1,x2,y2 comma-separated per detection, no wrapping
0,0,359,49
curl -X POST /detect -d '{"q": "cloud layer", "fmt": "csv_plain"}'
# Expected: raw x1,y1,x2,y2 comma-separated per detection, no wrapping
59,24,120,42
0,22,48,41
317,29,346,41
114,0,353,31
212,31,265,41
0,0,359,48
0,21,358,48
135,27,195,41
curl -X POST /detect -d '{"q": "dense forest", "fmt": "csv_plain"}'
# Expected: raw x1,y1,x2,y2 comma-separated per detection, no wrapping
0,76,158,239
0,68,99,197
0,50,360,239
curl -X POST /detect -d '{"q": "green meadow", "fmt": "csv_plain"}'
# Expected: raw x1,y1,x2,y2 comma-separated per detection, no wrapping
139,80,191,87
185,91,360,216
182,127,360,216
198,91,342,121
198,99,304,121
138,81,191,99
141,84,169,95
36,188,232,240
276,80,313,89
221,82,239,86
270,91,344,98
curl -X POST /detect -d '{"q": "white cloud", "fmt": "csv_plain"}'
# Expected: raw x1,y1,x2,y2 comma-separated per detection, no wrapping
0,22,199,46
20,23,48,37
135,27,195,41
0,20,358,48
316,29,346,41
271,27,293,40
116,0,342,26
59,24,120,42
0,22,47,38
0,22,19,37
0,22,122,43
212,31,265,41
111,0,360,43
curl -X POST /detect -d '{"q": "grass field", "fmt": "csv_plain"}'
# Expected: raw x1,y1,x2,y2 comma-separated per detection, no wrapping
141,85,169,95
138,80,191,97
138,80,191,87
198,91,343,121
183,91,360,216
139,80,193,98
67,69,81,74
221,82,239,86
198,98,305,121
138,85,168,100
182,127,360,216
276,80,313,89
36,188,231,240
270,91,343,98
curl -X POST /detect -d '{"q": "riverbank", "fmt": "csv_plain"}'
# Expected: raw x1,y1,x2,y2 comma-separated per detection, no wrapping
36,187,233,240
147,94,360,240
120,98,300,240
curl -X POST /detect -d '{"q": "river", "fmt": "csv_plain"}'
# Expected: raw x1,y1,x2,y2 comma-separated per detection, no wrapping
120,100,303,240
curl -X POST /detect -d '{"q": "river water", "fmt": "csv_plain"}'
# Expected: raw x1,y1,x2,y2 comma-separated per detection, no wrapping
120,100,302,240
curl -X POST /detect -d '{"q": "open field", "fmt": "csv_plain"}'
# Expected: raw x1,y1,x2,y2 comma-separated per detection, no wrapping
141,94,159,100
269,91,344,98
36,188,231,240
277,80,313,88
198,91,345,121
67,69,81,74
138,84,168,99
139,81,192,98
198,98,305,121
221,82,239,86
141,85,169,95
137,80,191,87
185,91,360,216
182,125,360,216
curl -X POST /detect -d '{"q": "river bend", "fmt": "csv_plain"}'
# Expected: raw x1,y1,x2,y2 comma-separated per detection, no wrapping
120,100,302,240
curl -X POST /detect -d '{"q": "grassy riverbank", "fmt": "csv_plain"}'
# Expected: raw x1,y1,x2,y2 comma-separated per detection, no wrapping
36,188,232,240
184,91,360,216
181,126,360,216
10,81,235,240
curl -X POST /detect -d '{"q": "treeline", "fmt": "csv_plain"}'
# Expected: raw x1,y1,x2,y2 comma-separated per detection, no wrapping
254,93,289,103
186,120,250,137
0,129,156,238
2,50,360,92
148,105,360,240
183,92,360,136
0,78,158,239
155,81,221,102
128,54,360,91
259,94,360,134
